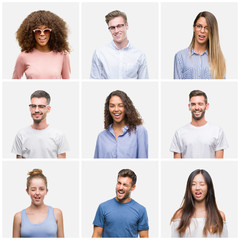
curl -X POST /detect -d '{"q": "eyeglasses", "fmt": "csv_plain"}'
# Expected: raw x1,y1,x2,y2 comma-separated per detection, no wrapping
33,28,52,35
108,24,125,31
29,104,49,109
195,24,209,32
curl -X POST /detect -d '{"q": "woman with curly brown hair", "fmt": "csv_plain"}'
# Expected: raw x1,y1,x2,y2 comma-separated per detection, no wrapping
12,10,70,79
94,90,148,158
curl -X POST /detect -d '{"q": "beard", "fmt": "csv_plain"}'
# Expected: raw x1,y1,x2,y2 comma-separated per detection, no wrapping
191,109,206,121
116,188,131,202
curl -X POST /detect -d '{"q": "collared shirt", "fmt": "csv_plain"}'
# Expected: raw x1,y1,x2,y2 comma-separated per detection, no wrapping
174,47,211,79
94,124,148,158
90,41,149,79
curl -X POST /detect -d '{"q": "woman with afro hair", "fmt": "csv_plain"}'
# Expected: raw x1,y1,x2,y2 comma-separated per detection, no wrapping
94,90,148,158
12,10,71,79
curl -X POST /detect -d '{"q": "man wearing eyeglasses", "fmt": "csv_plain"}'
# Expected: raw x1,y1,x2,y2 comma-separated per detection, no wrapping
12,90,69,158
90,10,149,79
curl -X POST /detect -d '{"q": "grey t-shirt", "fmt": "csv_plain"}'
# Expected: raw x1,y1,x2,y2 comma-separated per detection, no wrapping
12,125,69,158
170,122,228,158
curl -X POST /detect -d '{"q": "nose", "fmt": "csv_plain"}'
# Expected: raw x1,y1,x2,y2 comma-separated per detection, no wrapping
114,105,119,111
200,27,205,33
40,30,44,36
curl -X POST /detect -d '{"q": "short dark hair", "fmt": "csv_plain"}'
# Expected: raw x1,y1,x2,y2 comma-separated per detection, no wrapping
30,90,51,105
189,90,208,104
118,169,137,186
105,10,127,25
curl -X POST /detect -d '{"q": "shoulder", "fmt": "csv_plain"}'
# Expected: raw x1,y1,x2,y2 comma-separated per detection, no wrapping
219,210,226,221
172,209,182,220
130,199,147,212
175,48,189,58
99,198,115,207
97,128,109,138
16,126,32,136
14,211,22,223
136,125,148,134
174,124,191,134
53,208,63,218
94,43,111,55
47,126,64,135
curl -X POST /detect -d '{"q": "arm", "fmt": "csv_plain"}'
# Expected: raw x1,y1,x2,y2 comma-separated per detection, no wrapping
12,212,21,238
54,208,64,238
137,126,148,158
12,53,26,79
90,51,103,79
137,54,149,79
61,52,71,79
139,230,149,238
16,155,23,158
58,152,66,158
92,226,103,238
173,52,183,79
215,149,224,158
174,152,182,158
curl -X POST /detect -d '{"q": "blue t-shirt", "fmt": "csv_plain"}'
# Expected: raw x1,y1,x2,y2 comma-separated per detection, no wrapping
93,198,149,238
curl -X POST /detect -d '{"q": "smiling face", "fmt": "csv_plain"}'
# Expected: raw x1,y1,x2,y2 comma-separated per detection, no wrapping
34,25,51,51
188,96,209,121
108,16,128,47
191,173,208,202
109,96,126,125
27,178,48,206
116,176,135,203
30,97,51,124
193,17,209,47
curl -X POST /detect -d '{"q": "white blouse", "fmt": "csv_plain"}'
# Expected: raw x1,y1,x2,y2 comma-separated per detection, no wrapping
171,218,228,238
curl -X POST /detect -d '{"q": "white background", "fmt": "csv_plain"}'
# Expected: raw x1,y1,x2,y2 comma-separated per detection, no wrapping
161,2,238,79
82,160,159,238
2,160,79,237
82,81,159,158
2,81,79,158
161,81,238,158
2,2,79,79
82,2,159,79
161,160,238,237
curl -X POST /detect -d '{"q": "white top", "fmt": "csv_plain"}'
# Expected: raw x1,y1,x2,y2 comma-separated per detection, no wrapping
170,122,228,158
171,218,228,238
90,41,149,79
12,125,69,158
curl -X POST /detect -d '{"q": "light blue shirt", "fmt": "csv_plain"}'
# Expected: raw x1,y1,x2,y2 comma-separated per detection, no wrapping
94,124,148,158
90,41,149,79
93,198,149,238
174,47,212,79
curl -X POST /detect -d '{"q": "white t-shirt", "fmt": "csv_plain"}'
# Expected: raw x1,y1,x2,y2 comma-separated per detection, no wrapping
12,125,69,158
171,218,228,237
170,123,228,158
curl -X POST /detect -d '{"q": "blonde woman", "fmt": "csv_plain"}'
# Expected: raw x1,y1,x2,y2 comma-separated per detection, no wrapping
174,11,225,79
12,169,64,238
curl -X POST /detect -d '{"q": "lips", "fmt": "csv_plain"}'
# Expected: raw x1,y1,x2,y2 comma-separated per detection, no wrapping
195,191,202,198
117,190,125,197
113,113,121,119
198,35,206,41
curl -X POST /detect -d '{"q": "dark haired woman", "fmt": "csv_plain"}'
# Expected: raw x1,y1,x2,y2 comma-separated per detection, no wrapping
171,169,228,237
13,169,64,237
94,90,148,158
12,10,70,79
174,11,225,79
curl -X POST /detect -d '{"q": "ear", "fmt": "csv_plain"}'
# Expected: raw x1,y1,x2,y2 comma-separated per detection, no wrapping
188,103,191,111
125,22,129,30
193,25,195,32
47,105,51,113
131,184,136,192
26,189,29,195
46,188,48,194
206,103,209,110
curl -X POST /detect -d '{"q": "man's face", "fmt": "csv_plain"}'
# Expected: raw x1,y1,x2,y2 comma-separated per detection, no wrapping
108,16,128,45
29,97,50,123
115,176,135,203
188,96,209,121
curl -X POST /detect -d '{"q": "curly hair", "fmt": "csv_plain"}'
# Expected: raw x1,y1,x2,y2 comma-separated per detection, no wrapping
104,90,143,133
16,10,70,52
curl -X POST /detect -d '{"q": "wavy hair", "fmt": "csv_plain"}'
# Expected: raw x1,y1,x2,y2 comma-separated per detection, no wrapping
16,10,70,52
171,169,224,237
190,11,225,79
104,90,143,133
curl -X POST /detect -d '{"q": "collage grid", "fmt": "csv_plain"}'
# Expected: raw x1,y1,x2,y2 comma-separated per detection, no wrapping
0,0,239,239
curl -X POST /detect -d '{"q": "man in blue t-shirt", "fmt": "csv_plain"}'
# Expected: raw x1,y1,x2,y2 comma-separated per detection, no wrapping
92,169,149,238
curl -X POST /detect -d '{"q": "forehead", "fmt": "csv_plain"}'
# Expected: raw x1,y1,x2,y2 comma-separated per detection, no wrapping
109,95,123,104
192,173,206,183
117,176,133,185
109,16,125,26
29,177,46,186
31,97,48,105
190,96,206,103
196,17,207,26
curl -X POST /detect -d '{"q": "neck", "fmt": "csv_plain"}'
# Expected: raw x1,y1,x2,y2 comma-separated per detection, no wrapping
114,38,129,50
191,118,207,127
193,41,207,55
35,45,51,53
194,200,207,217
31,120,48,130
29,203,47,210
112,121,126,130
115,197,131,203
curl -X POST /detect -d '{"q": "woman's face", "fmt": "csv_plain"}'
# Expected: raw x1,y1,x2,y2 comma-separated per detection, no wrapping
193,17,209,47
27,178,48,206
191,173,208,202
33,25,51,50
109,96,126,125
